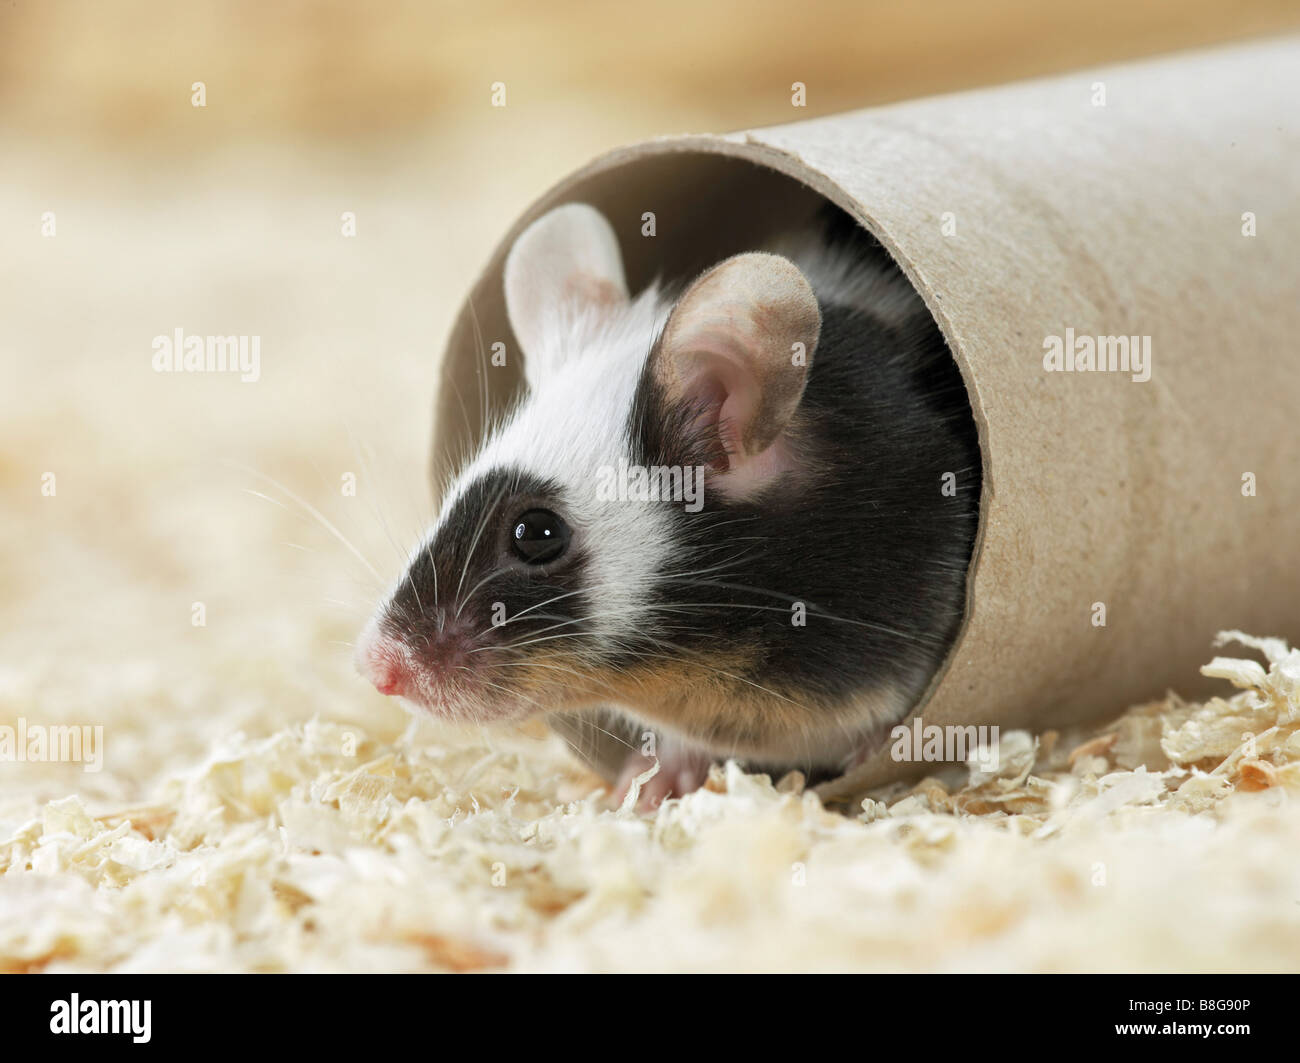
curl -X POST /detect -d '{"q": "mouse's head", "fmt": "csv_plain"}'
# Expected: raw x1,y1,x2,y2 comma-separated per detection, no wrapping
356,203,822,744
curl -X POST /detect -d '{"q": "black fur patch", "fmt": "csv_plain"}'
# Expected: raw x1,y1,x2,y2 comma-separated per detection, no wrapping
382,467,594,666
623,206,982,747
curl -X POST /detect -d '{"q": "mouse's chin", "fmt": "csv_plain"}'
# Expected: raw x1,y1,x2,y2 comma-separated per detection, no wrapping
396,680,536,726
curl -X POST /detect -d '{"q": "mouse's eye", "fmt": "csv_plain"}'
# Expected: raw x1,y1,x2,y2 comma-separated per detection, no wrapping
510,509,571,564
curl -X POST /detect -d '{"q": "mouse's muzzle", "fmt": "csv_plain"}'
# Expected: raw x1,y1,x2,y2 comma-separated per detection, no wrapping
356,611,482,712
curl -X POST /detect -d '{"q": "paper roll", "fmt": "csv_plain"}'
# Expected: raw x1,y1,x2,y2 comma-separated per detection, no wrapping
431,37,1300,797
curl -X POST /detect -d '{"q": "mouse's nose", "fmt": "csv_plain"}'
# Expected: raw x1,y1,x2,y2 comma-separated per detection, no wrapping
365,653,408,697
355,621,413,698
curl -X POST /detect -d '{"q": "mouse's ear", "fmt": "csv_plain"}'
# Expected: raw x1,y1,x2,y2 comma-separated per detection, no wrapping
652,252,821,493
503,203,629,388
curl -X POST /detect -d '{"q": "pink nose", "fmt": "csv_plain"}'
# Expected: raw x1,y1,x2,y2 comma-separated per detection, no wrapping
356,629,412,698
369,658,406,696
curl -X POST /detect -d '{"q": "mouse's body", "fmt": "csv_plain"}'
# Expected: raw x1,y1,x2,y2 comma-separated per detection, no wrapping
357,202,980,806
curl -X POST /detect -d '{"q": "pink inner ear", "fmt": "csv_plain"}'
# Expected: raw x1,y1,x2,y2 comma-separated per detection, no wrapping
679,355,798,497
679,327,767,445
717,384,758,462
657,253,818,494
685,378,801,499
679,355,757,469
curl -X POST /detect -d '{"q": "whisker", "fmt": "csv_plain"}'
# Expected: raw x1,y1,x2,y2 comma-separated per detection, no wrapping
229,462,384,585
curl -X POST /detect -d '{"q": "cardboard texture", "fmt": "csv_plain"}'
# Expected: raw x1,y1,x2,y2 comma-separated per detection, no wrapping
431,37,1300,797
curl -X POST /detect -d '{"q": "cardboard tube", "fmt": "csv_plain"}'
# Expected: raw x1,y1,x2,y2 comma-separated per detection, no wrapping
431,37,1300,798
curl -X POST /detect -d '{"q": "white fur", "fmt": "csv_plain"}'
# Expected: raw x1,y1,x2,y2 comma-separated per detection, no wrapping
439,283,676,653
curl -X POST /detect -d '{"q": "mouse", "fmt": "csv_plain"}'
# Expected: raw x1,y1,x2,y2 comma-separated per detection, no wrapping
356,200,981,808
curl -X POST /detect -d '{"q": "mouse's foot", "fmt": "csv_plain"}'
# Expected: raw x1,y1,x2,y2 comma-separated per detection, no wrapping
612,745,713,811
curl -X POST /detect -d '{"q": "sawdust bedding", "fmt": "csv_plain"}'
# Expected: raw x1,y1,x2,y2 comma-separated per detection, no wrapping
2,630,1297,973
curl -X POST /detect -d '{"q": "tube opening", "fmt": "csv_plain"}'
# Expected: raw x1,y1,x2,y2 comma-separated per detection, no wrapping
434,146,987,781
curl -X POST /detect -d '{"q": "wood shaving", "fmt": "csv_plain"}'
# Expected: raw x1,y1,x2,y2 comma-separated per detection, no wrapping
3,632,1299,971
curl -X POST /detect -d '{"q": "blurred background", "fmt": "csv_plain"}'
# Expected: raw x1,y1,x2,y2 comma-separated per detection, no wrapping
2,0,1298,806
6,0,1300,147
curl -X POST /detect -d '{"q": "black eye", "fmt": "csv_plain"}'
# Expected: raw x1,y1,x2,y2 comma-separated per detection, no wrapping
510,509,571,564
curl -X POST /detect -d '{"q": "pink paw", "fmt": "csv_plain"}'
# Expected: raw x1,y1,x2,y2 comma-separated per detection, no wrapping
612,746,713,811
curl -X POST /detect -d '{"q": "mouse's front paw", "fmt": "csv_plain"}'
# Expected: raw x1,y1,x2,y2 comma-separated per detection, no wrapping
612,746,712,811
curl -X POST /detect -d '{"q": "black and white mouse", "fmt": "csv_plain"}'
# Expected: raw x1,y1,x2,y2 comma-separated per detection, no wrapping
357,201,981,807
